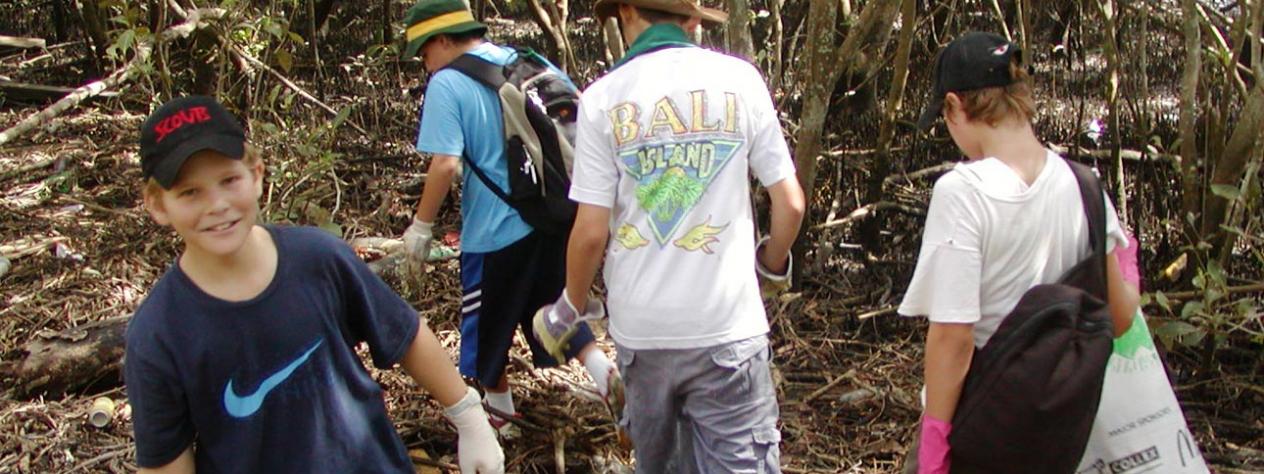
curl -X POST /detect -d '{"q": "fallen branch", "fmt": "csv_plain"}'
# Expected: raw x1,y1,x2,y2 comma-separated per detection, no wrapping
11,316,128,398
884,162,955,186
0,67,135,147
0,235,68,259
799,368,855,406
408,452,460,471
0,80,119,104
0,9,223,147
1149,283,1264,302
814,201,925,230
0,156,58,182
1049,143,1179,164
857,305,897,320
0,35,46,49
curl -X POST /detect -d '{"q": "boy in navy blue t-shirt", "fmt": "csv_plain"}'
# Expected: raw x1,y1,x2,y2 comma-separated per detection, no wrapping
125,96,504,473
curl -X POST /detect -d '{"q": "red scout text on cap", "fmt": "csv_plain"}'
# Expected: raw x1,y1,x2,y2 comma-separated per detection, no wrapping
153,106,212,143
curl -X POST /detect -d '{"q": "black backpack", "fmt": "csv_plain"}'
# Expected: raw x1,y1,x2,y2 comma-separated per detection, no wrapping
445,49,579,236
948,160,1116,474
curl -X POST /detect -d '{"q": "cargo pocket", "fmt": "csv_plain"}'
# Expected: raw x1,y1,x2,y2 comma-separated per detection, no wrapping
708,336,771,405
752,425,782,474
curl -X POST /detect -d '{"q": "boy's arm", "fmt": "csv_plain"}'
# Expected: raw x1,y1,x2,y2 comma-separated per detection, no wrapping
920,321,974,473
923,322,974,422
413,154,459,223
398,319,466,406
139,447,194,474
1105,252,1139,337
398,318,505,473
564,203,611,309
403,154,458,268
757,178,806,274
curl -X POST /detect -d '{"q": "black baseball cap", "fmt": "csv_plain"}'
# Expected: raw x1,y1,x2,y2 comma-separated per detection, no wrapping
139,96,246,188
917,32,1024,131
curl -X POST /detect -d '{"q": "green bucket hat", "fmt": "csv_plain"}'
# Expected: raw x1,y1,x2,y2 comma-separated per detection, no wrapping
402,0,487,58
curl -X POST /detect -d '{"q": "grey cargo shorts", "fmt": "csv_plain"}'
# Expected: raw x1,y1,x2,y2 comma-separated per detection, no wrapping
616,334,782,473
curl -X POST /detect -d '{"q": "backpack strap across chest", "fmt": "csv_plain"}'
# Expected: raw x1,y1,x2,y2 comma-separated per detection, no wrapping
1066,158,1108,299
442,53,524,205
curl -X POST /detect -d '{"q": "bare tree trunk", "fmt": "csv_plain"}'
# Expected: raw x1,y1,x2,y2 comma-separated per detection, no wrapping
308,0,326,101
381,0,391,45
1095,0,1125,223
1179,0,1202,246
1202,85,1264,258
791,0,899,273
52,0,69,43
76,0,109,76
1018,0,1032,66
860,0,916,253
790,0,842,278
988,0,1012,40
769,0,784,94
725,0,754,61
602,17,624,66
526,0,575,73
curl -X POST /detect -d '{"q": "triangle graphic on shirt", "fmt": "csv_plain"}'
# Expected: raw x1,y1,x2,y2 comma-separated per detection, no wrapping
619,139,742,246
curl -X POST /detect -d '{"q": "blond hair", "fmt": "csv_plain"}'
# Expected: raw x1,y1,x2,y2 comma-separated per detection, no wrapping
141,144,264,198
950,60,1036,127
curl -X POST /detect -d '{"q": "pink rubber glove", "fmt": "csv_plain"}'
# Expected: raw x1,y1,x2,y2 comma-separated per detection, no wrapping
918,414,951,474
1116,232,1141,290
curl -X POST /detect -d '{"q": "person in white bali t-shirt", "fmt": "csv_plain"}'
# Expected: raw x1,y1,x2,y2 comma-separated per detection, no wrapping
530,0,805,471
897,32,1140,474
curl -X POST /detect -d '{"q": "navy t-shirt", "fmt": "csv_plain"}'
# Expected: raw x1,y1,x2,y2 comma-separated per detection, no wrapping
124,226,419,472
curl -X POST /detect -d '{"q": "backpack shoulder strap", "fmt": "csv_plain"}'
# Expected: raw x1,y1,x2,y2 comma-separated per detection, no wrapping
1066,159,1108,281
446,54,508,90
437,54,517,205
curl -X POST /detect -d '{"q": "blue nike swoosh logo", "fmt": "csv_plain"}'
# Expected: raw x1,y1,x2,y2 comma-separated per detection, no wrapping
223,339,323,418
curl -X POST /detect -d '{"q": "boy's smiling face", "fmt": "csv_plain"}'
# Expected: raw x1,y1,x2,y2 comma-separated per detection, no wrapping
145,150,263,259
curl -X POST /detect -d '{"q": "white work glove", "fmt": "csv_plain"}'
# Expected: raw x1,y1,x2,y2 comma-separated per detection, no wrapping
403,217,434,270
444,386,505,474
755,236,792,298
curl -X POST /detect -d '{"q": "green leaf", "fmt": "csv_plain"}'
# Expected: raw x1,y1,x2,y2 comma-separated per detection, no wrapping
330,107,352,131
1186,328,1207,347
319,221,343,237
1153,320,1198,348
1180,300,1204,320
1155,291,1170,311
1211,184,1241,201
275,49,293,73
1235,300,1258,320
1205,288,1223,305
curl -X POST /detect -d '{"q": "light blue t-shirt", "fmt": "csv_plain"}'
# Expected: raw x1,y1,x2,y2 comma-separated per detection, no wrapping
417,43,532,253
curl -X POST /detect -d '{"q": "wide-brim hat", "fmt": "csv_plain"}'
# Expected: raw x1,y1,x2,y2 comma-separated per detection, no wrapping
402,0,488,58
594,0,728,24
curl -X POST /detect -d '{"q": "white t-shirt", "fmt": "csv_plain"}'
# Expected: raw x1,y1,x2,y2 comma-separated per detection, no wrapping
898,151,1127,348
569,46,796,350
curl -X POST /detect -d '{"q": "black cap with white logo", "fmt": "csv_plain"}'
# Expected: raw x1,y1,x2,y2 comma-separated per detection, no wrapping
139,96,246,188
917,32,1024,131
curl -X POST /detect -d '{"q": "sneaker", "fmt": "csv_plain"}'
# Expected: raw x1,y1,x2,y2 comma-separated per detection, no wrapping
489,413,522,440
